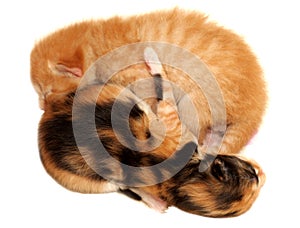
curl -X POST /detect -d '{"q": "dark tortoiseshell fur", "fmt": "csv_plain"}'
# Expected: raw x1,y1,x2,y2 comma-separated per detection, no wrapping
38,83,265,217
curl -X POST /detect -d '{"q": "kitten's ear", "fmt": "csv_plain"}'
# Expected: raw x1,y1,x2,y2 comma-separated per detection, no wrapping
48,61,83,78
55,63,83,77
211,158,230,182
144,47,162,75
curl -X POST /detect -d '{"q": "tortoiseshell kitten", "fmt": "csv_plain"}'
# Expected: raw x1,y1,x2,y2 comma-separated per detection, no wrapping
38,81,265,218
31,8,267,156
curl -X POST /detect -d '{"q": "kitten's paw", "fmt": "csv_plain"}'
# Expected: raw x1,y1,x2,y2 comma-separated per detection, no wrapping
143,194,168,213
130,188,168,213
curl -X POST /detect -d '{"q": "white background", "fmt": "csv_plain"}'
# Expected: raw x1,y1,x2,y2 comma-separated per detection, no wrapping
1,0,299,227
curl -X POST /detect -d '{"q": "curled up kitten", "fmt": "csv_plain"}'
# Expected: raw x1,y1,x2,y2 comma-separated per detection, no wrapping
31,8,267,156
38,82,265,218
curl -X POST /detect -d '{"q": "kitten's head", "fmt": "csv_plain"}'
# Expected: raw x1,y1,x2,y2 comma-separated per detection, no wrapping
170,154,265,217
30,28,85,110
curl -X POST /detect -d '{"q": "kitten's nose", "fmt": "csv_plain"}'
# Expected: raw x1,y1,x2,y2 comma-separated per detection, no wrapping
256,167,266,187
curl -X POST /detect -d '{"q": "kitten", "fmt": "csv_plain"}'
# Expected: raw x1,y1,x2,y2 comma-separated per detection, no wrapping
30,8,267,156
38,81,265,218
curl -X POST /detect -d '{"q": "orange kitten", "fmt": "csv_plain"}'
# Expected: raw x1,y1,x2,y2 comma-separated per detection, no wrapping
31,8,267,156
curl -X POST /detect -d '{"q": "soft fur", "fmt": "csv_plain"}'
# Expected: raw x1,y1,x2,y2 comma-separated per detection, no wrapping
38,83,265,217
31,8,267,217
31,8,267,155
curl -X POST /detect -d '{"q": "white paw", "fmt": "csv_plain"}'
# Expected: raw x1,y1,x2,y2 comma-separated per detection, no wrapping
130,188,168,213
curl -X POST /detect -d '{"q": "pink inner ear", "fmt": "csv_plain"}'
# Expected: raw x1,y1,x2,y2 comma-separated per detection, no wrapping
55,64,83,77
143,47,162,75
68,67,82,77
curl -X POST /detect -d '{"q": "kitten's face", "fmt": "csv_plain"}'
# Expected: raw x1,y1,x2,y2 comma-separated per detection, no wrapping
31,62,82,110
31,75,79,110
171,155,265,217
30,42,83,110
